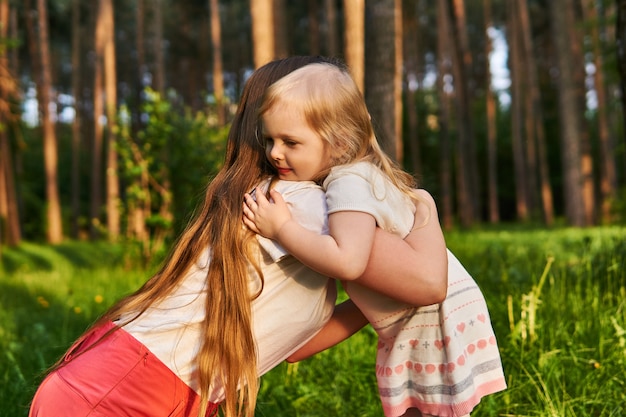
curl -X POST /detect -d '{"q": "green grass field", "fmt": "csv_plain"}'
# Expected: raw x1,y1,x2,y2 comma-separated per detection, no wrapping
1,227,625,416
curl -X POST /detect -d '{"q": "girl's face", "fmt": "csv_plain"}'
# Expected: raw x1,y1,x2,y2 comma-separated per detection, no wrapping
262,103,332,182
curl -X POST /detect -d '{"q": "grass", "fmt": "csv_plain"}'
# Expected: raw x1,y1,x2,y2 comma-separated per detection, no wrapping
1,226,625,416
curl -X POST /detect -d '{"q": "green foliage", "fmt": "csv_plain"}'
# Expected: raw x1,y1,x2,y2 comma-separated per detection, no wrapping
117,88,229,240
18,89,229,242
2,227,625,416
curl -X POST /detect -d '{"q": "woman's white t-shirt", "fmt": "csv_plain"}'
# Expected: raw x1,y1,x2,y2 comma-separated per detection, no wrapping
120,180,335,402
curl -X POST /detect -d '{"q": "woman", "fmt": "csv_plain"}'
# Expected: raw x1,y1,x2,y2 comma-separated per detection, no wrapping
28,56,447,417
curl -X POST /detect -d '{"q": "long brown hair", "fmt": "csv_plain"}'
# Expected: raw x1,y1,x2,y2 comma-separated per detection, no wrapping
63,56,339,417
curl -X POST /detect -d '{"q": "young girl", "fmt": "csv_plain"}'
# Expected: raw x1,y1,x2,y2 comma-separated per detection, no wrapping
28,57,447,417
243,62,507,417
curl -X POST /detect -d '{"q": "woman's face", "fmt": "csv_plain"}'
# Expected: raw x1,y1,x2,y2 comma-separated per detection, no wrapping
262,103,332,182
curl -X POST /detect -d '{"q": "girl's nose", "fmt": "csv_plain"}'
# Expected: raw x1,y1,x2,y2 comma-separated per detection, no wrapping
269,143,283,161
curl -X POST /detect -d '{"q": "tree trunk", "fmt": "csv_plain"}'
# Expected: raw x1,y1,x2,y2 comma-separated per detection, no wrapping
483,0,499,223
101,0,120,241
153,0,165,94
273,0,288,58
403,0,422,177
324,0,339,56
251,0,275,68
0,126,21,247
365,0,400,160
0,0,21,246
308,0,321,55
567,1,595,225
37,0,63,243
91,0,106,239
618,0,626,153
210,0,226,126
549,0,586,226
517,0,554,225
394,0,403,162
130,0,148,242
522,54,538,216
7,1,17,76
437,0,454,229
70,0,82,238
451,0,480,221
343,0,365,92
447,0,475,226
136,0,145,83
584,0,616,223
508,0,529,221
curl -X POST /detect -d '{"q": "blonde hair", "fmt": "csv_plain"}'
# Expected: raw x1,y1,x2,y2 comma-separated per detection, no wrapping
54,56,341,417
259,63,417,197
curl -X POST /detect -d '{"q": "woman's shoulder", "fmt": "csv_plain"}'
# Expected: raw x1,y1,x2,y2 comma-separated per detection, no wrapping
273,179,323,194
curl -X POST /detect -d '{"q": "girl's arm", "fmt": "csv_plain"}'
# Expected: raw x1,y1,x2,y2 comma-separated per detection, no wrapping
286,297,368,362
243,187,448,306
244,188,377,280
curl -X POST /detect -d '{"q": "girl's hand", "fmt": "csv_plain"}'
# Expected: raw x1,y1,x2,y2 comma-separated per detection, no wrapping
243,188,293,239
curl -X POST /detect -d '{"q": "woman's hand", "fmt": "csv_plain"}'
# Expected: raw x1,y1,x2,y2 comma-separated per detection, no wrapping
243,188,293,239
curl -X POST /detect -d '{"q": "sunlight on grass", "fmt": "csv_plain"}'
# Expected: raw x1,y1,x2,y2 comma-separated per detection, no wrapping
1,226,625,416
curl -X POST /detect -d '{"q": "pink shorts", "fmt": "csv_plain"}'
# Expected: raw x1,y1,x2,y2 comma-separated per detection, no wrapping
29,321,218,417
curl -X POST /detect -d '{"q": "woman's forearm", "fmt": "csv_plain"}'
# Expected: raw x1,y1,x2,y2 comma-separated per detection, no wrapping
286,298,368,362
355,190,448,306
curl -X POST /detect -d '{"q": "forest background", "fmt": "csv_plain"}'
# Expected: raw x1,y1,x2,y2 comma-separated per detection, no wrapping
0,0,624,251
1,1,626,416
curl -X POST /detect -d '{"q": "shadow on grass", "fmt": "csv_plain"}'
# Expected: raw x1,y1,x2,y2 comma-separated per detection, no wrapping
0,241,135,276
0,246,54,274
49,241,127,269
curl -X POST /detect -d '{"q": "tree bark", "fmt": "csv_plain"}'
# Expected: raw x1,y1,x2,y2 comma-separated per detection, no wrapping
70,0,82,238
549,0,586,226
210,0,226,126
508,0,529,221
101,0,120,241
437,0,454,229
153,0,165,94
273,0,288,58
618,0,626,153
517,0,554,225
91,0,106,239
483,0,499,223
450,0,479,220
324,0,339,56
129,0,148,242
403,0,422,177
447,0,475,226
0,0,21,246
251,0,275,68
343,0,365,92
37,0,63,243
308,0,321,55
566,0,595,225
394,0,403,162
584,0,616,223
365,0,400,160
